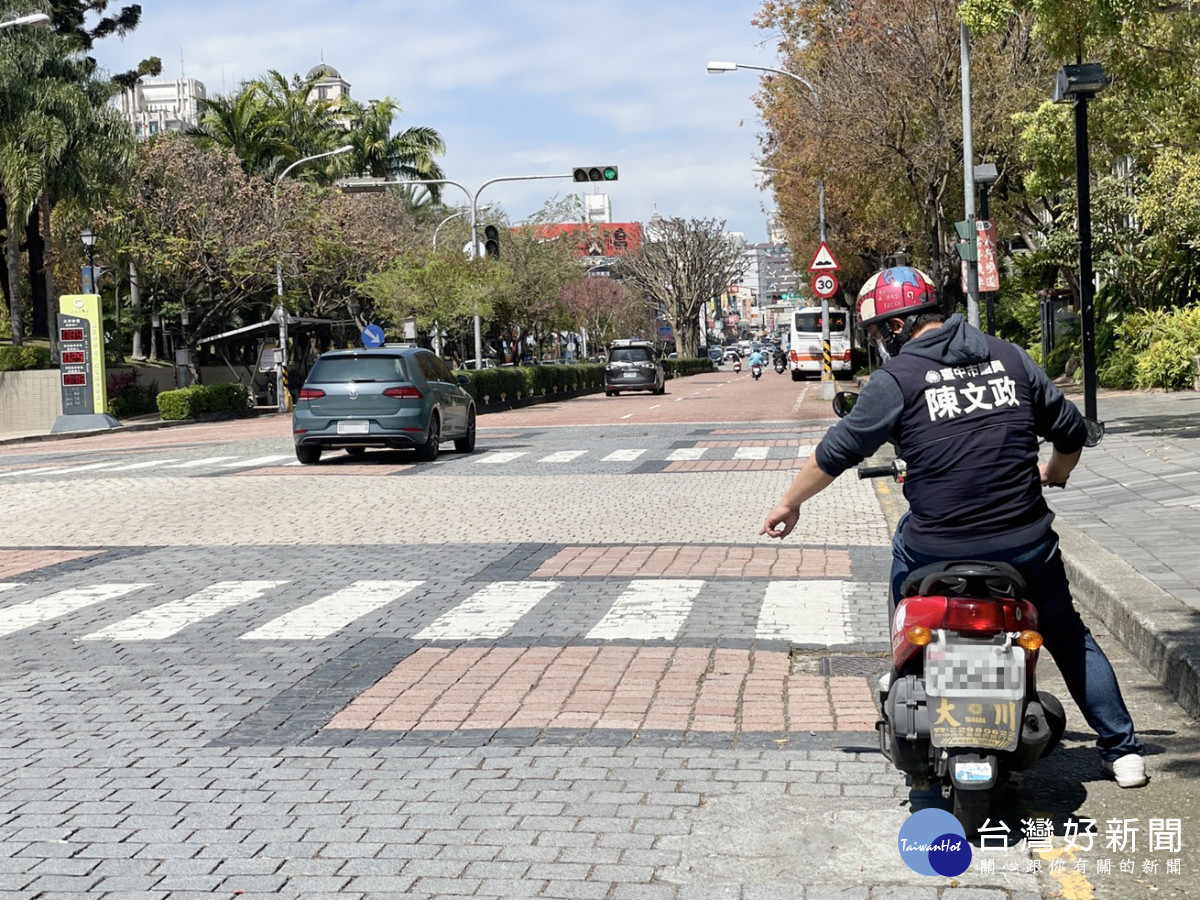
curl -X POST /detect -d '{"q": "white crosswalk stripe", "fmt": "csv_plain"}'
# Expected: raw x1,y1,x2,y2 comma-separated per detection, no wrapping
0,578,866,644
756,580,851,644
0,584,151,637
666,448,706,461
734,447,769,460
586,579,704,641
79,580,288,641
475,451,527,464
240,580,423,640
219,455,294,468
602,449,647,462
414,581,561,640
103,459,182,471
539,451,587,463
164,456,240,468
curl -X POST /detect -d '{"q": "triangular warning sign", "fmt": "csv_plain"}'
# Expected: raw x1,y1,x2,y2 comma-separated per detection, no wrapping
807,241,841,273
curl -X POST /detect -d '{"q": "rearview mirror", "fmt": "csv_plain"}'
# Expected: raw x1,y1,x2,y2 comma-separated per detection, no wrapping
1083,417,1105,447
832,390,859,418
457,374,471,386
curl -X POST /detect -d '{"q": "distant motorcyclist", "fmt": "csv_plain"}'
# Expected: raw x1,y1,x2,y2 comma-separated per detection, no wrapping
748,349,765,368
759,265,1147,789
773,348,788,368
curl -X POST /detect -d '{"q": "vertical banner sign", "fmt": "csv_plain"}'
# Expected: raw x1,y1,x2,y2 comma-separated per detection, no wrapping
977,220,1000,292
59,294,108,414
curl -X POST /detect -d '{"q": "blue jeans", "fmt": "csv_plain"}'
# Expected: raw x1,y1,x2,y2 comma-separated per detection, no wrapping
891,513,1143,762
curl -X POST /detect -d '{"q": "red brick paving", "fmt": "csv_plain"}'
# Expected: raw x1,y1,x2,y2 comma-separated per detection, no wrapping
531,545,851,578
694,440,812,448
0,549,104,578
326,646,875,736
665,459,805,472
236,464,414,476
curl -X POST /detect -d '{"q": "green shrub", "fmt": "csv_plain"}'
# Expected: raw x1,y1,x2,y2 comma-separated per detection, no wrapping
455,364,605,403
0,345,52,371
1105,306,1200,390
106,368,159,419
156,382,249,420
662,357,715,378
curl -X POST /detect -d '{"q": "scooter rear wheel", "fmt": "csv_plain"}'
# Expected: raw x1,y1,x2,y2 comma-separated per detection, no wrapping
951,786,993,837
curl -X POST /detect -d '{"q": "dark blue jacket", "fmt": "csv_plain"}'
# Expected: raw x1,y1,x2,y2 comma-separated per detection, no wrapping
814,315,1088,555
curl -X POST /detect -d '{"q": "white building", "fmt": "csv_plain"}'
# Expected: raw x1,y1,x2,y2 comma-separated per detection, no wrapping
583,193,612,224
306,63,351,103
122,78,206,138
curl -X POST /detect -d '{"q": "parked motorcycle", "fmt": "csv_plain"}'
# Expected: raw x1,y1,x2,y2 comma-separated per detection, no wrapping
832,389,1104,835
752,363,762,380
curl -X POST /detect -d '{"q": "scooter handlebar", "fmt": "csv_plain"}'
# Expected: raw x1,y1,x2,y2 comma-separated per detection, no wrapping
857,464,897,479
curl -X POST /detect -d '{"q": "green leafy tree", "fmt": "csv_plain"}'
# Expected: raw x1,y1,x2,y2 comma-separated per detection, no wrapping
342,97,446,204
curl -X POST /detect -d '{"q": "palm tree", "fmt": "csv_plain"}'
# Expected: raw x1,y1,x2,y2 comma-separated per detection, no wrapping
189,86,286,177
344,97,446,204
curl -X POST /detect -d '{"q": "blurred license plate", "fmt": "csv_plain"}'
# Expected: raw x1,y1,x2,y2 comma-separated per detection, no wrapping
336,420,369,435
925,643,1024,700
622,371,639,378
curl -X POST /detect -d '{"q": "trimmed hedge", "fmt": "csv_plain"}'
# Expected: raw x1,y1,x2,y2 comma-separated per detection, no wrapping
0,345,52,371
663,357,716,378
157,382,249,420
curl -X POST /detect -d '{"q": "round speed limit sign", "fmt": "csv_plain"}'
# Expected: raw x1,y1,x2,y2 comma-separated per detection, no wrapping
812,273,840,299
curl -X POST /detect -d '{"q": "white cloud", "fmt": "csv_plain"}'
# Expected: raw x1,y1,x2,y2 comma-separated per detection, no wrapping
96,0,787,240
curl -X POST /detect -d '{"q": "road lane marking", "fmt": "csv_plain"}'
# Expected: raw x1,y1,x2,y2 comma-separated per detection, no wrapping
620,414,634,419
103,459,182,471
734,447,770,460
540,451,588,463
756,580,850,644
475,451,527,464
791,385,811,414
674,397,685,402
586,579,703,641
0,584,151,637
0,583,23,594
602,449,647,462
0,461,123,478
80,580,288,641
240,580,423,640
649,404,661,409
666,448,706,461
164,456,240,468
220,455,294,468
797,445,815,458
413,581,560,640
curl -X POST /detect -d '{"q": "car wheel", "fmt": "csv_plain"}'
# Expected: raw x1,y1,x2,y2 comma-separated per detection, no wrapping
605,390,614,397
296,445,322,465
414,413,441,462
345,447,366,457
454,408,476,453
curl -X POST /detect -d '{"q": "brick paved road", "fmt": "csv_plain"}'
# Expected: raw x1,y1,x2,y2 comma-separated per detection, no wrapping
0,369,1122,899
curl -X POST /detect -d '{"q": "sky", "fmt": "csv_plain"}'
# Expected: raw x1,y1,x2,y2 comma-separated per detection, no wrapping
93,0,787,243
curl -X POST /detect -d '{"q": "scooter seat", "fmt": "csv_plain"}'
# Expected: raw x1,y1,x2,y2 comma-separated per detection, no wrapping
900,560,1026,600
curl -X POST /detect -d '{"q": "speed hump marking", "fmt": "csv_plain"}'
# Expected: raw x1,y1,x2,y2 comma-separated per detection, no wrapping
812,273,840,299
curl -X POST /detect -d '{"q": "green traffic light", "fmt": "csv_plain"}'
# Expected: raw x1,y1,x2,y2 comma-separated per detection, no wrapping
602,166,618,181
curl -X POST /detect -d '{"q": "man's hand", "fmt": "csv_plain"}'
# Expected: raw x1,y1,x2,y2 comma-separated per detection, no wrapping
761,503,800,539
1040,461,1070,486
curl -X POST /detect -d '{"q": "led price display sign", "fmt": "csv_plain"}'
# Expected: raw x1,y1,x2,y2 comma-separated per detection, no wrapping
61,350,86,364
62,372,87,387
60,327,85,342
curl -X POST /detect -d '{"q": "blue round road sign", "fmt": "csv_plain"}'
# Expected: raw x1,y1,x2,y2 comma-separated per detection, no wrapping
361,324,386,348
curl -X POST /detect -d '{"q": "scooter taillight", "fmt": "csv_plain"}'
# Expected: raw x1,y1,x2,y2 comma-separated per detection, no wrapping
944,598,1007,634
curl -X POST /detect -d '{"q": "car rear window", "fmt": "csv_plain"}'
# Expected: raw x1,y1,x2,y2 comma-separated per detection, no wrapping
307,355,407,383
610,348,653,363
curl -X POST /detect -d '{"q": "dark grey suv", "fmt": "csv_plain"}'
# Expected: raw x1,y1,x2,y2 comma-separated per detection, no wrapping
605,340,665,396
292,347,476,464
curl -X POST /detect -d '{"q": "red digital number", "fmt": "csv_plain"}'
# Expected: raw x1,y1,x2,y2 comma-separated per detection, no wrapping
61,351,86,364
62,373,87,387
60,328,84,342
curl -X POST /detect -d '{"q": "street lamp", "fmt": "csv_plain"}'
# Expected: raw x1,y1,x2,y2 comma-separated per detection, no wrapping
0,12,50,29
80,228,97,294
272,144,354,412
712,60,835,396
1054,61,1109,422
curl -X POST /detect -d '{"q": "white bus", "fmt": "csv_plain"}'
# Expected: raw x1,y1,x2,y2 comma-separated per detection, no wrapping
788,306,852,381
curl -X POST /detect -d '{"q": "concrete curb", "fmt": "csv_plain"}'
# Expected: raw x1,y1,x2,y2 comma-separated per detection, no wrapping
0,410,265,448
1057,520,1200,721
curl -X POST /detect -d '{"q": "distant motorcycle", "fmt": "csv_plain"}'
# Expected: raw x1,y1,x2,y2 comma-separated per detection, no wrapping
733,360,742,374
751,363,762,381
774,360,786,374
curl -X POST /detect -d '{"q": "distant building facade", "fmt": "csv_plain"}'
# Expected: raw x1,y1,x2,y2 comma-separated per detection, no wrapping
122,78,206,138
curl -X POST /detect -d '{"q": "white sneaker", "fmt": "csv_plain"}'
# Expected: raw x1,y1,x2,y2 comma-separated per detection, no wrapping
1102,754,1148,788
878,672,892,694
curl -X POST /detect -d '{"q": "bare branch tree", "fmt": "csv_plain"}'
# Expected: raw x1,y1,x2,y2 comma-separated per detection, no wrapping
617,217,745,356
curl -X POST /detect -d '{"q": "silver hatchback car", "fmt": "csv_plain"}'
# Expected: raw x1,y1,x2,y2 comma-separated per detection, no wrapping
292,347,476,464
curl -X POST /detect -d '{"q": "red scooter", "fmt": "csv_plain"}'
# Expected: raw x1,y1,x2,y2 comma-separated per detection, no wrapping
833,390,1102,834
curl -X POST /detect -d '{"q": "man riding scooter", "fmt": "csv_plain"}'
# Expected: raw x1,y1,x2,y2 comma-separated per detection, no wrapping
748,348,765,380
759,266,1147,789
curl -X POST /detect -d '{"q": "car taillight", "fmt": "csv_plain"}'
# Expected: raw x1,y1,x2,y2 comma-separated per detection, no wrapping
944,598,1007,634
383,386,422,399
298,388,325,400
